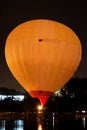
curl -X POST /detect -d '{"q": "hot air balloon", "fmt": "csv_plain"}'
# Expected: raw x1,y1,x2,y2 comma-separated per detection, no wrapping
5,19,82,107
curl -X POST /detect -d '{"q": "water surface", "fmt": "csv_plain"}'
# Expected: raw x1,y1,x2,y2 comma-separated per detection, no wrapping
0,114,87,130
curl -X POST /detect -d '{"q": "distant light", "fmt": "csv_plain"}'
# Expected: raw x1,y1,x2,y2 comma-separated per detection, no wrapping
13,95,24,101
54,89,63,97
82,110,86,113
0,95,7,100
70,93,75,98
0,95,24,101
76,111,79,113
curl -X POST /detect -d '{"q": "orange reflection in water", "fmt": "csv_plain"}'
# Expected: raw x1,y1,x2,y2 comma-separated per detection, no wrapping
37,121,44,130
38,123,43,130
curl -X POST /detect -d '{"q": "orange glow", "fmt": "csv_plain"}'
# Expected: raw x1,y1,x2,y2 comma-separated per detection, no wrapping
37,105,43,111
38,123,43,130
29,90,52,106
5,19,82,106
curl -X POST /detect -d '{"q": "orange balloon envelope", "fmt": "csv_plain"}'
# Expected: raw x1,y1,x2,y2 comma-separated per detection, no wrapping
5,19,82,106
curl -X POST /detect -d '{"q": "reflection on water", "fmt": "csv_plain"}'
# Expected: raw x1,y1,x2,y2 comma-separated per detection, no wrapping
52,112,55,130
0,114,87,130
13,120,24,130
82,117,86,129
38,123,43,130
0,120,5,130
0,120,24,130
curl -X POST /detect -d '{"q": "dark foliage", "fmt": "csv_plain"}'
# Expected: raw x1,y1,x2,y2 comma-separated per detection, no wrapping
0,77,87,112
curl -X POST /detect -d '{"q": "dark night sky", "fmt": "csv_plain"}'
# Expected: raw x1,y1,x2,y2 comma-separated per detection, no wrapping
0,0,87,92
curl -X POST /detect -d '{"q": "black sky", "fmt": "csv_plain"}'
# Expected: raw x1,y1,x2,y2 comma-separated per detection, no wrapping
0,0,87,91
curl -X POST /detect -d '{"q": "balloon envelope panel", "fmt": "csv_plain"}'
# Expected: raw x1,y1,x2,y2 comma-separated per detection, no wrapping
5,19,82,106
